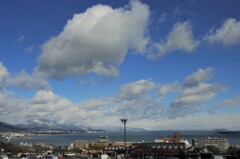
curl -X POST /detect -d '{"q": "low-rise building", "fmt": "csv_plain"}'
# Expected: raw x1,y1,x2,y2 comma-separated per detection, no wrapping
97,136,109,143
0,136,8,142
73,140,88,149
155,132,180,143
192,137,229,152
91,142,109,147
131,142,186,159
111,142,133,147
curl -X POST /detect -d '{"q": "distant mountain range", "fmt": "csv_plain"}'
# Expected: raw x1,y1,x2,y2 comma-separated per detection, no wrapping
213,128,240,134
16,119,85,131
90,125,146,132
0,121,23,132
0,119,145,132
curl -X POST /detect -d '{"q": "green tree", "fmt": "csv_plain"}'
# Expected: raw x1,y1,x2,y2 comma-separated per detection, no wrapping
0,141,29,154
206,146,221,154
227,146,240,157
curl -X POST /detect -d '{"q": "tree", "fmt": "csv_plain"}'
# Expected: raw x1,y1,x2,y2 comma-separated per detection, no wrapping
0,141,29,154
206,146,220,154
227,146,240,157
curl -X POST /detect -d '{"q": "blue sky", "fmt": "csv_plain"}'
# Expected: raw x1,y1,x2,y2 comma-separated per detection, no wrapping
0,0,240,130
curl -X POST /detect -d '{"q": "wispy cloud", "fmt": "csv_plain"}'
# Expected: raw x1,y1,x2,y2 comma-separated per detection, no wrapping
172,6,182,18
158,12,168,23
184,67,214,87
117,80,157,100
148,21,200,59
16,35,25,43
24,46,34,53
0,62,49,91
158,81,180,95
222,96,240,107
0,62,9,85
0,67,234,129
209,95,240,114
205,18,240,46
167,67,224,119
7,70,50,91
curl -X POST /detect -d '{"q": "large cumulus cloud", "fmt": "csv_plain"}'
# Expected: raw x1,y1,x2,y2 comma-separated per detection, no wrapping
35,1,150,79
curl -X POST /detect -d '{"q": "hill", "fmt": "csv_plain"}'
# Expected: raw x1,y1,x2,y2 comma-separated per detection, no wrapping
0,122,22,132
0,119,146,133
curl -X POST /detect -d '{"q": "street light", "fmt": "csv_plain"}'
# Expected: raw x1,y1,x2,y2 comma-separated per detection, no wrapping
120,118,128,158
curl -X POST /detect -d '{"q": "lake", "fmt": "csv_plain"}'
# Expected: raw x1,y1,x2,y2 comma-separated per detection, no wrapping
11,130,240,146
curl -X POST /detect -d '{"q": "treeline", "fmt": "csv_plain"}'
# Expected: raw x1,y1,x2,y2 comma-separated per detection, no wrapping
0,141,30,154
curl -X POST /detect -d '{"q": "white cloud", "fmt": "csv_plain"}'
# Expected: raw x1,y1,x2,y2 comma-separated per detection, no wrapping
79,98,114,110
149,21,200,59
205,18,240,46
0,62,8,85
184,67,213,87
27,91,117,125
111,80,164,121
103,112,240,130
209,95,240,113
173,83,223,106
7,70,50,91
35,0,150,79
0,90,28,124
223,95,240,107
24,46,34,53
0,90,78,124
0,75,236,129
167,67,224,119
1,89,238,130
16,35,25,43
153,113,240,130
28,90,85,124
0,63,49,91
115,96,163,121
172,6,182,18
79,75,102,86
0,65,234,129
158,81,180,95
158,12,168,23
117,80,156,100
27,79,162,124
30,90,73,112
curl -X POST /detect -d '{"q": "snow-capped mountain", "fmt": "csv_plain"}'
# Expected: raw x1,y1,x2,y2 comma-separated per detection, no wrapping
16,119,83,131
16,119,145,132
0,121,23,132
89,125,146,132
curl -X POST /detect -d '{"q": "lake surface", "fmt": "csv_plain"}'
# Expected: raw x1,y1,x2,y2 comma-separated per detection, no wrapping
11,130,240,146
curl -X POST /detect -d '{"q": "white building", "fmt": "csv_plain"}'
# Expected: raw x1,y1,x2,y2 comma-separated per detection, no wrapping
192,137,229,152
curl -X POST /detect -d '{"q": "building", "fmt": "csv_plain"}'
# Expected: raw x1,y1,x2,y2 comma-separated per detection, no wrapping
89,136,110,148
155,132,180,143
111,142,133,147
91,142,109,147
0,136,8,142
73,140,89,149
97,136,109,143
192,137,229,152
131,142,186,159
132,142,186,150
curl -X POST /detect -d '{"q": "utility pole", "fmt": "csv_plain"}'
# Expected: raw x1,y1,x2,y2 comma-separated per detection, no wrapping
120,119,128,158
